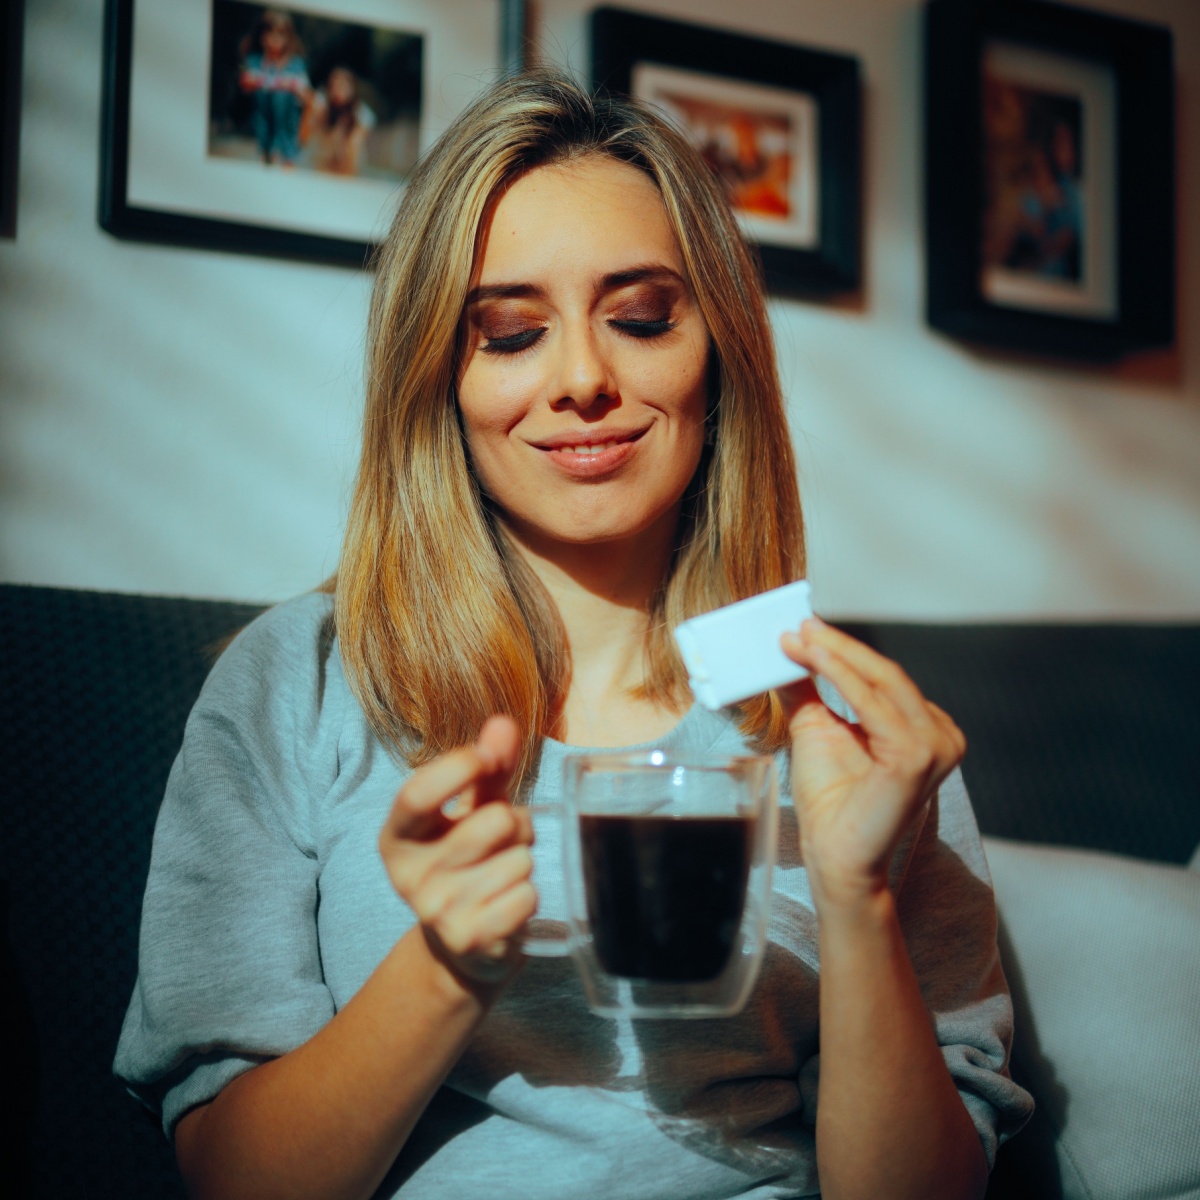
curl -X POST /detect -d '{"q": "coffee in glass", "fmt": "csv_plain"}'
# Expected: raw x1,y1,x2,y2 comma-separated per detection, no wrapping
560,750,778,1018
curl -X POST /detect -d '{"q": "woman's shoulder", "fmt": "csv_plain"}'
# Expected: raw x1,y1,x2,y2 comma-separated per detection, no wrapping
197,591,345,737
169,592,351,830
216,588,334,667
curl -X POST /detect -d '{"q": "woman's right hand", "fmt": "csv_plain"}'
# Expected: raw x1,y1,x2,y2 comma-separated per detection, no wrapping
178,715,534,1200
379,715,535,990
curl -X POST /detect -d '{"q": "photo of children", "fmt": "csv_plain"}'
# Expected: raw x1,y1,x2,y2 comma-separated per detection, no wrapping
208,2,422,182
982,76,1085,282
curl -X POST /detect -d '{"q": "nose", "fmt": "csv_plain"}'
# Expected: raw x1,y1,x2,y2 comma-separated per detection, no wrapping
550,320,616,413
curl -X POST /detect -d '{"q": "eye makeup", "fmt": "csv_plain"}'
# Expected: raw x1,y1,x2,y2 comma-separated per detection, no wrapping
468,275,689,356
472,302,547,355
481,327,546,355
606,281,683,340
610,317,675,339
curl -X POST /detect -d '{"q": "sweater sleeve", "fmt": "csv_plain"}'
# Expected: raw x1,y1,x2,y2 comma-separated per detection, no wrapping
113,593,343,1137
895,769,1035,1168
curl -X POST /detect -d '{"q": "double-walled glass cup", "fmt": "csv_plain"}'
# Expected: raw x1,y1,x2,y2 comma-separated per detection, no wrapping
521,751,778,1018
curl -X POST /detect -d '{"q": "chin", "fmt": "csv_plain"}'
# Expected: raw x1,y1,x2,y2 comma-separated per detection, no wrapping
548,519,651,546
512,501,680,552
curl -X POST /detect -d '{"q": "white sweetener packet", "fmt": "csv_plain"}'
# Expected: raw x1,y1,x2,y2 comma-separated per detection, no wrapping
673,581,814,710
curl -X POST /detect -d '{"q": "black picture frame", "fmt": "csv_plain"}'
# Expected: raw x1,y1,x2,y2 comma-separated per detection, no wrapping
925,0,1175,360
99,0,520,266
591,7,861,297
1,0,25,239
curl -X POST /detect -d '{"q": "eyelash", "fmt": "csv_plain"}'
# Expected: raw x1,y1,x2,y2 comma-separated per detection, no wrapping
612,318,675,339
481,328,544,355
480,318,677,356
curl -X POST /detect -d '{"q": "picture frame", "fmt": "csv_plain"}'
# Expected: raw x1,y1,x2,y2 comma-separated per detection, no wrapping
1,0,25,239
99,0,518,266
591,7,861,297
925,0,1175,359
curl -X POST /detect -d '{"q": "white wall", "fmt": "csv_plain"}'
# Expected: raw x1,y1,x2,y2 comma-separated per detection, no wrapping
2,0,1198,616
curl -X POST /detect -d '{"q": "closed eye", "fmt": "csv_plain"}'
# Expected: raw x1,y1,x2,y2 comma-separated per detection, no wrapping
481,327,546,355
610,318,676,339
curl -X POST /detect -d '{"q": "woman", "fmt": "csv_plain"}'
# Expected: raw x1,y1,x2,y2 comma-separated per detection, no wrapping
115,72,1031,1199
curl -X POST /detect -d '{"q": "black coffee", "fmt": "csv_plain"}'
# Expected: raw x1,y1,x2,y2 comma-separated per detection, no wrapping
579,813,753,983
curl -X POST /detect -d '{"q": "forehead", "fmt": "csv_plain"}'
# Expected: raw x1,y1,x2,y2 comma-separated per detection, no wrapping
474,156,685,283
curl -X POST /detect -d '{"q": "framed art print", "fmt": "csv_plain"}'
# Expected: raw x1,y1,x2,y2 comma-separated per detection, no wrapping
925,0,1175,359
591,7,861,296
1,0,25,239
99,0,514,265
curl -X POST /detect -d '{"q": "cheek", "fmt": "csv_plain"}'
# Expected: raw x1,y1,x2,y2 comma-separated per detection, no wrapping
622,335,709,419
456,367,532,503
457,372,509,460
669,340,712,430
458,355,538,436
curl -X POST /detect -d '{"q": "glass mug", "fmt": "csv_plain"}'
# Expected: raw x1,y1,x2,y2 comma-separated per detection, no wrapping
520,751,779,1018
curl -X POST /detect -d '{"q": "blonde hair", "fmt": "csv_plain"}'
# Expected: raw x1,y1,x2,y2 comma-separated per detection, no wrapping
335,70,805,786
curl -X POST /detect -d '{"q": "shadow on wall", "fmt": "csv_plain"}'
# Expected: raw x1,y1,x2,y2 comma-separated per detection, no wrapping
788,321,1200,616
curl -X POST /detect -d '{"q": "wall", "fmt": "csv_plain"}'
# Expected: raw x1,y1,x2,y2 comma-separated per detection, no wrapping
1,0,1197,617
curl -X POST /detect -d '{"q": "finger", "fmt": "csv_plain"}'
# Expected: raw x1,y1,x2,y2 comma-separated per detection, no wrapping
472,715,521,808
798,619,936,729
434,879,539,960
782,629,902,729
435,801,532,872
384,744,502,840
775,672,823,724
418,843,535,924
791,622,945,744
384,803,531,911
927,701,968,770
784,635,943,772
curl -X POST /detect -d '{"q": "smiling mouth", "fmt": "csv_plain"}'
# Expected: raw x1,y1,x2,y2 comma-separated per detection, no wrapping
531,428,649,476
559,441,629,455
532,428,649,454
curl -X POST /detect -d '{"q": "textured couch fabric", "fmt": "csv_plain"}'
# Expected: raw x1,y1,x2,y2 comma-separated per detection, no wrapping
2,584,1198,1199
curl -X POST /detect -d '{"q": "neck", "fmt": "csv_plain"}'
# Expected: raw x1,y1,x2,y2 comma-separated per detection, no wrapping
499,511,684,739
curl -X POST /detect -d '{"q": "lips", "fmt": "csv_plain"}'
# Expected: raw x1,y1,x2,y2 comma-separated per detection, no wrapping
530,427,649,451
531,427,649,477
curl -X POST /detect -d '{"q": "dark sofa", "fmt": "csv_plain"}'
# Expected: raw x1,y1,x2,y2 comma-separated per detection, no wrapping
2,582,1198,1199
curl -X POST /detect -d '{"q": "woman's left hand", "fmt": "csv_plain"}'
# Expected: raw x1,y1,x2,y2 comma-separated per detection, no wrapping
778,618,966,911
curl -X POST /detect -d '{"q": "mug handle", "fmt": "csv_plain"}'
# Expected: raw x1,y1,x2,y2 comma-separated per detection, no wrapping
517,804,572,958
518,921,572,957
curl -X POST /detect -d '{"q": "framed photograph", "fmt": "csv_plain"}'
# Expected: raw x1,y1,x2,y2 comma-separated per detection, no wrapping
925,0,1175,359
591,7,861,296
1,0,25,239
99,0,510,266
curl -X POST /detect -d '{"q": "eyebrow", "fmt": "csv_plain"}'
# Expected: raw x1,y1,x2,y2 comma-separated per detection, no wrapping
600,264,686,291
464,263,686,306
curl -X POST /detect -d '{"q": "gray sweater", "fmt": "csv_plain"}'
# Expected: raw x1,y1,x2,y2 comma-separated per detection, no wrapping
115,593,1032,1198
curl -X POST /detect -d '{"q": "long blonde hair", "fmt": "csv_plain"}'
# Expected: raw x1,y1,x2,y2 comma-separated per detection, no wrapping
335,70,805,785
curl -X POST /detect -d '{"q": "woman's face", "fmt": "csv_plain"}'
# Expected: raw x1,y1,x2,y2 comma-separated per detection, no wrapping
456,156,710,556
